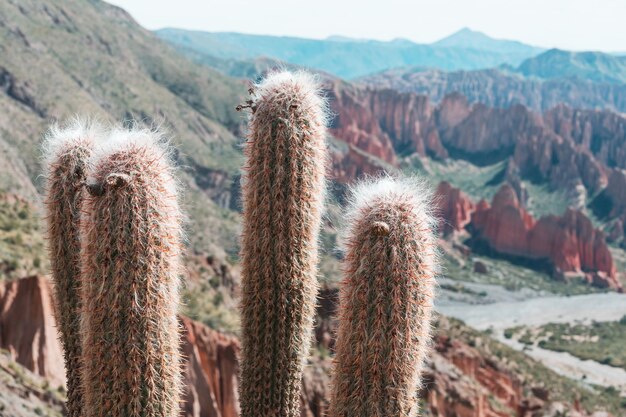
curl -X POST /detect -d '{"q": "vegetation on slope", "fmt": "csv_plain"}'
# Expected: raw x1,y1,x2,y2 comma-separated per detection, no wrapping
0,194,46,281
0,349,64,417
517,49,626,84
507,317,626,371
0,0,248,252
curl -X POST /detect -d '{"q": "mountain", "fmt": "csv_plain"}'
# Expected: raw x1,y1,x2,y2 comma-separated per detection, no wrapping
2,0,626,414
157,29,626,111
434,27,544,56
0,0,250,258
359,66,626,112
3,0,625,288
155,28,542,79
326,81,626,284
517,48,626,84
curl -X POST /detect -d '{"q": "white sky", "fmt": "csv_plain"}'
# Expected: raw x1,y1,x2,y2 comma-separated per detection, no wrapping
107,0,626,52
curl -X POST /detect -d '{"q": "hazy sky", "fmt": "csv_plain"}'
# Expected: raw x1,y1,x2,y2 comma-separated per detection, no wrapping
107,0,625,52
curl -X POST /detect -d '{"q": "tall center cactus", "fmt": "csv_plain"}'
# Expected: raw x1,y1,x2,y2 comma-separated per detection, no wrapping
239,71,328,417
329,177,438,417
43,121,98,417
79,129,182,417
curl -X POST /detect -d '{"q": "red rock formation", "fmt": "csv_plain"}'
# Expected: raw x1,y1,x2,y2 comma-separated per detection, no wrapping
327,82,399,166
472,185,621,290
0,275,65,388
329,139,392,183
181,316,239,417
428,334,523,417
366,87,447,158
326,80,447,180
544,106,626,172
326,83,626,220
436,181,475,235
436,93,472,132
439,102,543,164
472,186,535,256
513,130,607,193
529,210,617,281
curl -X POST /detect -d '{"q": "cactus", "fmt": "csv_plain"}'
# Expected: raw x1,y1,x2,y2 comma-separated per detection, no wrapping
329,177,438,417
43,120,99,417
41,77,431,417
238,71,328,417
79,128,183,417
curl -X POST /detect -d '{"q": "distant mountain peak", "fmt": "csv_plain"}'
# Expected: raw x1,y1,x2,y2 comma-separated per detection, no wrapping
434,27,496,47
433,27,544,56
326,35,357,42
389,37,416,46
326,35,372,43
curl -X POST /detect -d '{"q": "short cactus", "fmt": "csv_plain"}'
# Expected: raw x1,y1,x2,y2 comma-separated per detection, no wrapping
238,71,328,417
79,128,183,417
43,120,99,417
329,177,438,417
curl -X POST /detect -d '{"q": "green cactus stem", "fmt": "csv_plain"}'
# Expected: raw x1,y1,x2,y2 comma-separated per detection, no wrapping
238,71,328,417
43,120,100,417
329,177,438,417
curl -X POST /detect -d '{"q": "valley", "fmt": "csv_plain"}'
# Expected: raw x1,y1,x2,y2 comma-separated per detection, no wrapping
439,292,626,391
1,0,626,415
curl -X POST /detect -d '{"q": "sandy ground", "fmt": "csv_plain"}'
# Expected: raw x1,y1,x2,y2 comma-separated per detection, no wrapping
437,292,626,390
437,292,626,329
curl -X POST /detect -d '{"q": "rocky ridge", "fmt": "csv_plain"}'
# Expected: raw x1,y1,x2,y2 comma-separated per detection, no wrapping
2,275,617,417
328,84,625,195
359,63,626,113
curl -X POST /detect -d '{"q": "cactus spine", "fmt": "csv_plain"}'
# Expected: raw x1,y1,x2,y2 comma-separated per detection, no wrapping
43,121,98,417
239,71,328,416
329,177,438,417
79,129,182,417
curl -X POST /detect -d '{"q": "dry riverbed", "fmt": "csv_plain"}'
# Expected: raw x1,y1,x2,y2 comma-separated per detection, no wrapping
437,291,626,392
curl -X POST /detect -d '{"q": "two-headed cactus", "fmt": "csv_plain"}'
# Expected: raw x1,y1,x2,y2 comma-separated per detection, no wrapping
44,123,182,417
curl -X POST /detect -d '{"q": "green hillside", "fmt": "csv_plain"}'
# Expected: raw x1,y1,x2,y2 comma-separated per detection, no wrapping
517,49,626,84
0,0,248,253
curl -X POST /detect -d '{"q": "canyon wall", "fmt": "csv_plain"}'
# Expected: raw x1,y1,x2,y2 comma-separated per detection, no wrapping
435,183,621,290
327,81,626,222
